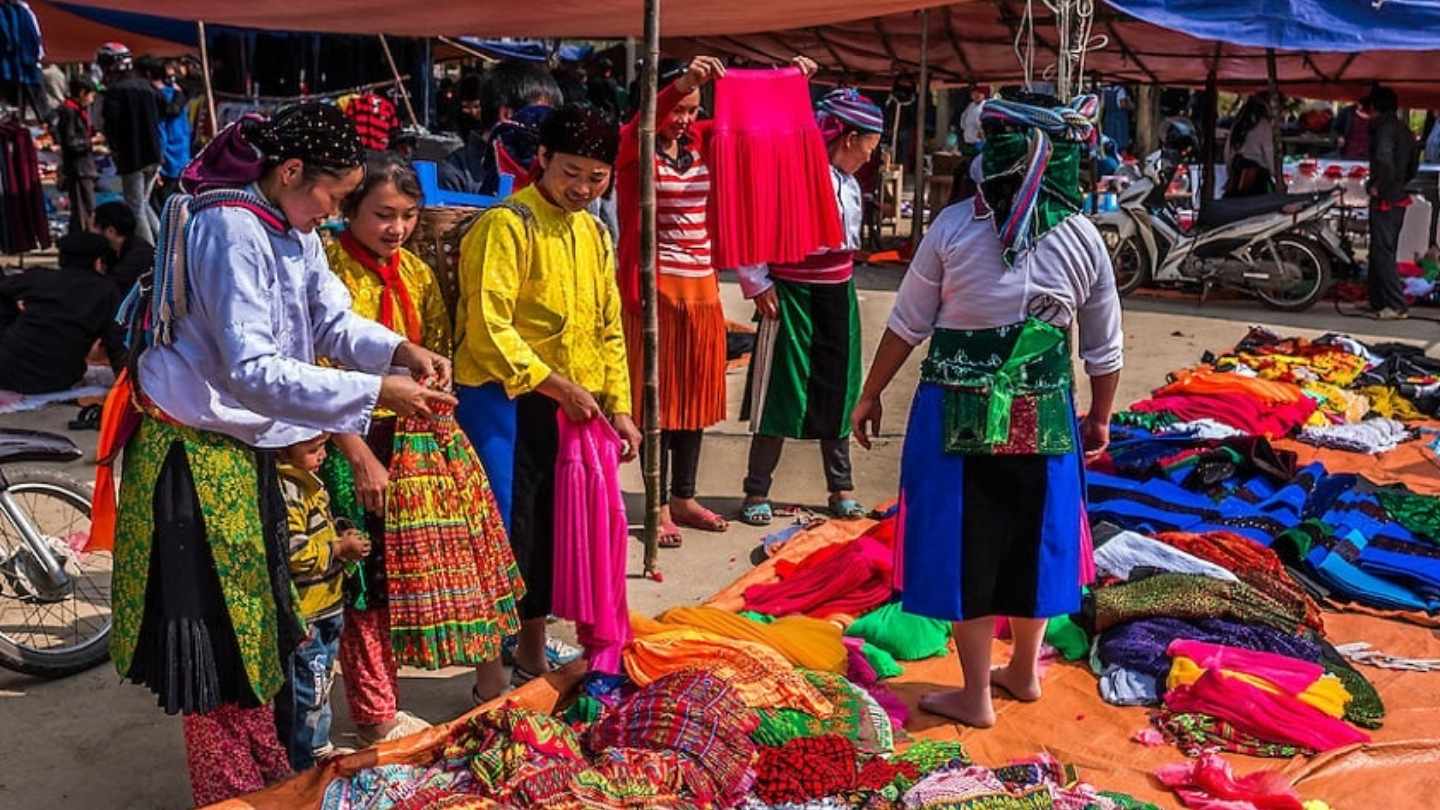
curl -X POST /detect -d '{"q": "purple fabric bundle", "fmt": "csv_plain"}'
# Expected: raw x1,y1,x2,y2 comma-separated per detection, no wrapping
1097,617,1323,680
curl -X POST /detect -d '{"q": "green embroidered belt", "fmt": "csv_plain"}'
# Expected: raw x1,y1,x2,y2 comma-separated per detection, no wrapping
920,319,1076,455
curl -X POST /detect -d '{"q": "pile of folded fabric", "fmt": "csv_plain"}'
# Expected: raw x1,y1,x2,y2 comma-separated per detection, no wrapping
1071,524,1385,760
1092,326,1440,616
1121,326,1436,444
318,619,1162,809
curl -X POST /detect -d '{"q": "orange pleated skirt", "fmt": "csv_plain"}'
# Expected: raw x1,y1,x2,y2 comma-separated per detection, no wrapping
623,272,728,431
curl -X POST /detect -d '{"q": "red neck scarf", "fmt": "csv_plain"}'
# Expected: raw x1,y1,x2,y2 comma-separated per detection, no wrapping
339,229,422,344
65,98,91,132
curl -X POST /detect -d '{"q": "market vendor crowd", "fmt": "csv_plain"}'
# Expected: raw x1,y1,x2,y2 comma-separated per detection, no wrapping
6,26,1438,809
50,43,1127,805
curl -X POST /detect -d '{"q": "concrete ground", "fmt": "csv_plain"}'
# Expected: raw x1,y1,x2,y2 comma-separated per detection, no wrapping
0,265,1434,809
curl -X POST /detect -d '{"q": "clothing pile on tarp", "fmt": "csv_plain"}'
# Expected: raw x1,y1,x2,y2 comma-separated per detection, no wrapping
1074,523,1385,759
1124,327,1439,437
1096,327,1440,615
313,647,1161,810
1067,328,1440,766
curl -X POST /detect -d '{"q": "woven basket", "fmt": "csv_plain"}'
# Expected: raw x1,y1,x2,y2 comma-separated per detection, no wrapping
406,206,484,318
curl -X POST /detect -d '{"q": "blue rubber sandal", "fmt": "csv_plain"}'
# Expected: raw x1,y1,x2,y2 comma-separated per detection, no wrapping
829,498,866,520
740,501,774,526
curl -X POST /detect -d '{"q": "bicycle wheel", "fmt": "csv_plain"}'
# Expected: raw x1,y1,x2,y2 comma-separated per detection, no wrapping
0,466,111,678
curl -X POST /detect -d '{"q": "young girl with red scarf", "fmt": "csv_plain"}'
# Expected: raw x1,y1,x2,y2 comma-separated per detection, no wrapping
324,155,524,746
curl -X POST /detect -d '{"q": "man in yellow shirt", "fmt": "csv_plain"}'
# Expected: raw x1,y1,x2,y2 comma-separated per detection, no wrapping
454,103,640,683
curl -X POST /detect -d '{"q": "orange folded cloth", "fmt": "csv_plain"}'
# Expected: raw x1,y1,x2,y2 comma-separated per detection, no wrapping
626,614,835,717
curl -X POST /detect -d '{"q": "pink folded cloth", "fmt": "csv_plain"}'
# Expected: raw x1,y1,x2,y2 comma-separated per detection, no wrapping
1167,638,1324,695
1164,670,1369,752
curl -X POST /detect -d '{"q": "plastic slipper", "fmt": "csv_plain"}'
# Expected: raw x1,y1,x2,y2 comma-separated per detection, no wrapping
739,501,774,526
68,404,101,431
829,498,867,519
674,506,728,533
659,521,683,548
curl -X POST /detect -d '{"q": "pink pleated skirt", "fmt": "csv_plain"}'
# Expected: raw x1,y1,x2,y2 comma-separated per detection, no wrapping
708,67,844,269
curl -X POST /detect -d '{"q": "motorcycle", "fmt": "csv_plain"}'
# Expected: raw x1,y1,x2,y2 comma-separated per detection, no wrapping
1090,149,1350,311
0,429,110,678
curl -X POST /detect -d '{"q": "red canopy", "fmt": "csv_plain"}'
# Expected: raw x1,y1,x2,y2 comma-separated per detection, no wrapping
56,0,954,38
669,1,1440,106
32,0,191,63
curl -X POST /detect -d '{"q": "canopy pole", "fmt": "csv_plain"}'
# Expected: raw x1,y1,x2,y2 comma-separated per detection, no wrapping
1200,69,1218,217
639,0,662,577
196,21,218,139
379,34,420,127
910,8,930,244
1265,48,1285,191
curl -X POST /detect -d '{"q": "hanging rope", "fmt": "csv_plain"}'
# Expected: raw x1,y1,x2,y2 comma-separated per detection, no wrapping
1013,0,1107,101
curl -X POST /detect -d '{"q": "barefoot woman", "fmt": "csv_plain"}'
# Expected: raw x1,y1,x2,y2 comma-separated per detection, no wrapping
851,92,1122,727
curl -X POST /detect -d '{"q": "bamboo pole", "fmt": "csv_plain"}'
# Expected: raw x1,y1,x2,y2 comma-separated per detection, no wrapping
196,21,218,139
379,34,420,127
910,8,930,243
639,0,662,576
1266,48,1285,191
1200,69,1218,216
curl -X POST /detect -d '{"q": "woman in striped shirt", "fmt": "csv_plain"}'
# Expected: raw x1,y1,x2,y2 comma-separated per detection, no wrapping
615,55,816,546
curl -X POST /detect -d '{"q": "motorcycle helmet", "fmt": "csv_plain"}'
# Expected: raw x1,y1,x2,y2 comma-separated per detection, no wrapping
1162,118,1198,156
96,42,133,75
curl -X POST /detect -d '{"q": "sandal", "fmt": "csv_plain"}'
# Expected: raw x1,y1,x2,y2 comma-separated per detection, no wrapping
739,500,774,527
828,497,867,520
673,506,728,533
510,663,548,689
355,711,430,747
659,521,683,549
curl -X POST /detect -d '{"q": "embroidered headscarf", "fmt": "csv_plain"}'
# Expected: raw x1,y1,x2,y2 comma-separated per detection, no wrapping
975,91,1098,267
539,103,620,166
815,88,885,145
134,103,366,348
182,102,365,194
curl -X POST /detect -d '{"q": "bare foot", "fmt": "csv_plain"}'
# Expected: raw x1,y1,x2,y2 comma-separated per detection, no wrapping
919,688,996,728
991,664,1042,702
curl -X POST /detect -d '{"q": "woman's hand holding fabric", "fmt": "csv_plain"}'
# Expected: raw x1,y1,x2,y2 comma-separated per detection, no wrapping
393,341,453,389
754,288,780,320
378,375,456,418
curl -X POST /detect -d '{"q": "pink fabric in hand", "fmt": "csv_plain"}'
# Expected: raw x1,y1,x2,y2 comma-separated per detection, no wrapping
552,413,630,674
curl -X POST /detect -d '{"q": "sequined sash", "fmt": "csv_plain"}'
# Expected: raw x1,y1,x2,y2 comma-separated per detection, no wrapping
920,319,1075,455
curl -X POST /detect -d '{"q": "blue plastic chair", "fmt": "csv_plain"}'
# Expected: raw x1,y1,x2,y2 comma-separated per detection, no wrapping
412,160,514,209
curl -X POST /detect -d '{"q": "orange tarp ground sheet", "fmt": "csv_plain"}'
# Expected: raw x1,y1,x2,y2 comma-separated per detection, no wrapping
221,520,1440,809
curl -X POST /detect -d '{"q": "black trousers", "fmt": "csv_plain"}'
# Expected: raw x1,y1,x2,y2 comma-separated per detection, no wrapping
1368,203,1408,312
658,429,703,501
509,393,559,621
743,434,854,498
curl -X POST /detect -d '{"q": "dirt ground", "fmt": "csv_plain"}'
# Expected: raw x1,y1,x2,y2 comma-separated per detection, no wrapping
0,265,1434,809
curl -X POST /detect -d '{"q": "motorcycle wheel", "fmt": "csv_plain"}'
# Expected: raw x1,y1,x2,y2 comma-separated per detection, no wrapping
1106,231,1151,296
0,466,111,678
1254,236,1332,312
